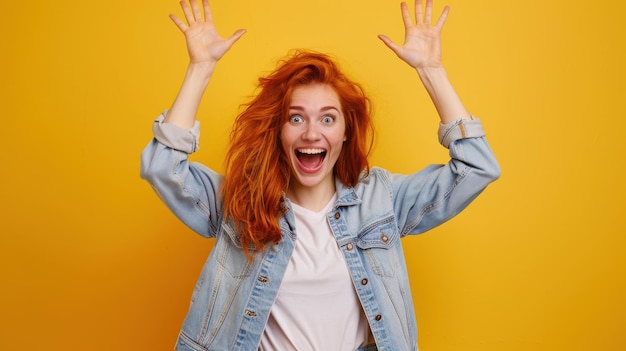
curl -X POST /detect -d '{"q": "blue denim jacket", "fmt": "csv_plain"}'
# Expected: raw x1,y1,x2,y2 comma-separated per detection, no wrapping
140,113,500,351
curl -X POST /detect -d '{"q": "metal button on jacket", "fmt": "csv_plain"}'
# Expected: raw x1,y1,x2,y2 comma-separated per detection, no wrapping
381,231,389,243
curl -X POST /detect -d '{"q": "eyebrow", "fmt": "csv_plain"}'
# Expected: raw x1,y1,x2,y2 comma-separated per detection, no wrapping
289,106,340,112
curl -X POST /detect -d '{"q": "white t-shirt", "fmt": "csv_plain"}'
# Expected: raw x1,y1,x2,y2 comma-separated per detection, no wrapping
259,195,369,350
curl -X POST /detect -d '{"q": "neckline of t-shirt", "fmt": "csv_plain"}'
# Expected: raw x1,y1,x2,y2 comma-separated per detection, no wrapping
290,192,338,218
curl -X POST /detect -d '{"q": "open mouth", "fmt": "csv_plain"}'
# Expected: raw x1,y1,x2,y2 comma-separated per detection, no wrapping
296,148,327,171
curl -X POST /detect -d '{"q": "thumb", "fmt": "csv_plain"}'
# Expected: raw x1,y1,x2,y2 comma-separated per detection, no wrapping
378,34,401,54
227,29,247,46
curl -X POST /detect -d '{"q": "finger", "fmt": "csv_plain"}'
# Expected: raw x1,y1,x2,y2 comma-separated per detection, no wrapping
378,34,402,54
169,13,189,32
226,29,247,47
435,6,449,30
203,0,214,23
180,1,196,24
424,0,433,23
400,2,413,28
189,0,203,22
414,0,423,23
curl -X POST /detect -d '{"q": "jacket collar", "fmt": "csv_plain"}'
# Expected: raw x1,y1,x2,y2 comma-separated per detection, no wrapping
335,177,362,207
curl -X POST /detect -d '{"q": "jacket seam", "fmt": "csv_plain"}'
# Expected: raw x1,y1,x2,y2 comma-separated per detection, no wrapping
406,165,470,234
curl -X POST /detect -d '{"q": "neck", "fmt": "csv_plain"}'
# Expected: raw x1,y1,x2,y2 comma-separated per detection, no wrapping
287,179,337,212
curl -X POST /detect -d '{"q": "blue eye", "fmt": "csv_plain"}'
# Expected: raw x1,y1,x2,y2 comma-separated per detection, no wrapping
322,116,335,124
290,115,303,123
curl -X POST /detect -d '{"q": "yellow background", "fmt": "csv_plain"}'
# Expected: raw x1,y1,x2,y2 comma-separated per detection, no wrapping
1,0,624,349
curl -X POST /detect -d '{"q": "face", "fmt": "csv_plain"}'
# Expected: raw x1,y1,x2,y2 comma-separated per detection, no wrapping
281,83,346,195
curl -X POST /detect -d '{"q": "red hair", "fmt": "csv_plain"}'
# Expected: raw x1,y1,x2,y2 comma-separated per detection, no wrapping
221,50,374,257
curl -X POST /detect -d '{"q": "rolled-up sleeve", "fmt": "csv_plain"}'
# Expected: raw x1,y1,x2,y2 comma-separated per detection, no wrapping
438,116,485,148
393,117,500,235
140,112,222,237
152,112,201,154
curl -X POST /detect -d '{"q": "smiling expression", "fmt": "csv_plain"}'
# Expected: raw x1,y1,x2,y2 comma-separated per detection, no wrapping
280,83,346,197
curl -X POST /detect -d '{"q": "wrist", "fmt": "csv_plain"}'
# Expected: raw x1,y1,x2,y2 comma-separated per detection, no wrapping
416,66,450,96
185,61,216,85
188,60,217,74
416,65,447,80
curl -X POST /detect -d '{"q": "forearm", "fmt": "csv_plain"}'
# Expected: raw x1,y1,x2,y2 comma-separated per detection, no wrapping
164,61,217,129
416,66,470,124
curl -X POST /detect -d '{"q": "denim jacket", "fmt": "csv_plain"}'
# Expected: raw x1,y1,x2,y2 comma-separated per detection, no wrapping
140,113,500,351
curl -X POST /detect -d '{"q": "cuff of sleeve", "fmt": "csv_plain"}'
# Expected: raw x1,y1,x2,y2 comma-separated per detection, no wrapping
152,111,201,154
438,116,485,148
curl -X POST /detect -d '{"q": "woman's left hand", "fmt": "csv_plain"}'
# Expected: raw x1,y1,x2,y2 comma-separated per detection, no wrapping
378,0,449,69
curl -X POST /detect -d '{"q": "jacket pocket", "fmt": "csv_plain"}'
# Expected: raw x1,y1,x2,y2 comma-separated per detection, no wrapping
214,223,253,279
356,216,400,277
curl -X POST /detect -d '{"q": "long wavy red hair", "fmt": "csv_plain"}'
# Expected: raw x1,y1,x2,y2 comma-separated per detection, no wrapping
221,50,374,257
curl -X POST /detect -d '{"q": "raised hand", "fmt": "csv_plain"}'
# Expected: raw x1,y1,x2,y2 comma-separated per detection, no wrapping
170,0,246,64
164,0,245,128
378,0,449,69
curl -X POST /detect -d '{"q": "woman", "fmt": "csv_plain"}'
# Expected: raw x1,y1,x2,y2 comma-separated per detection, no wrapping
141,0,500,350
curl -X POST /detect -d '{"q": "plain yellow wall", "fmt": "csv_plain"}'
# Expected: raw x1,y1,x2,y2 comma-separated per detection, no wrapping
1,0,625,350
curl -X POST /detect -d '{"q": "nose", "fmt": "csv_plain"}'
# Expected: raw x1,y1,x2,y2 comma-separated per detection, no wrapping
302,122,321,141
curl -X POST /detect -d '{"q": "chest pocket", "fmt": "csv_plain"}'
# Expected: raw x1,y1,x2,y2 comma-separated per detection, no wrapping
355,216,400,277
214,222,253,279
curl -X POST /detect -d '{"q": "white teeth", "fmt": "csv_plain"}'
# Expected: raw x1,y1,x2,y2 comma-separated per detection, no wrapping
298,148,325,155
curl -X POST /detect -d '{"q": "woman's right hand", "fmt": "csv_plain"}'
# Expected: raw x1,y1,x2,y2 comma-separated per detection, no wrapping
170,0,246,65
164,0,244,128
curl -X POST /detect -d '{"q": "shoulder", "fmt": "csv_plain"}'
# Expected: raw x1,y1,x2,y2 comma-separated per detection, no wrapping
352,167,394,199
360,167,391,183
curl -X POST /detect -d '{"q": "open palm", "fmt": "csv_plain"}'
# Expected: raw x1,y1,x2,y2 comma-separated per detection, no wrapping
379,0,449,69
170,0,245,64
